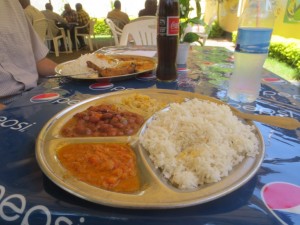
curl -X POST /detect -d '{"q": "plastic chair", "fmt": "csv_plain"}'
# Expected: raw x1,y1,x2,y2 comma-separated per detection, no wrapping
130,16,157,23
119,18,157,46
45,19,68,57
74,18,97,51
105,18,123,46
33,18,48,42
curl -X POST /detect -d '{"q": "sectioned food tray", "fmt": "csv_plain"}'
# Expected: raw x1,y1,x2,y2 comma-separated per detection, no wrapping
35,89,265,209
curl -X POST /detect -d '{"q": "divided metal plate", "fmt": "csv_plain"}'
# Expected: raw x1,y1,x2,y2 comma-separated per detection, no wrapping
36,89,265,209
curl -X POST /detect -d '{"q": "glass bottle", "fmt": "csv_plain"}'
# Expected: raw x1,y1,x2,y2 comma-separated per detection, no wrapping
156,0,179,81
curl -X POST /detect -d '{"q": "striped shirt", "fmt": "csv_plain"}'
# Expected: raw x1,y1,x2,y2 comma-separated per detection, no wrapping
0,0,49,103
61,9,78,23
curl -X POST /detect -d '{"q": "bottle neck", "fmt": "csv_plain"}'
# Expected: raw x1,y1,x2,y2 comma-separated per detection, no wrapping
239,0,275,28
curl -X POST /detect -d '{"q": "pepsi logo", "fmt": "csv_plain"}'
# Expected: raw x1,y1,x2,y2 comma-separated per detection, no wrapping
136,73,156,81
262,77,286,84
89,82,114,90
30,93,60,103
177,67,187,72
261,182,300,224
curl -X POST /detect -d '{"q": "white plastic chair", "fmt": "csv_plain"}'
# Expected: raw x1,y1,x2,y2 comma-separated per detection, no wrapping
105,18,123,46
45,19,68,57
74,18,97,51
33,18,48,42
119,18,157,46
130,16,157,23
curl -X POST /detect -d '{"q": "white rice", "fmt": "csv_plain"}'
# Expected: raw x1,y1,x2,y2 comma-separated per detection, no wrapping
59,54,118,75
140,98,259,190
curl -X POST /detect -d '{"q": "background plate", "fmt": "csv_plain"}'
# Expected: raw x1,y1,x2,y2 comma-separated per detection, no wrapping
54,55,156,81
35,89,265,209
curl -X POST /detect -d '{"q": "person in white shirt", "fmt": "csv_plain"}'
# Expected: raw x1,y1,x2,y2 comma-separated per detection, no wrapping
42,3,68,35
19,0,45,24
0,0,57,108
107,0,130,29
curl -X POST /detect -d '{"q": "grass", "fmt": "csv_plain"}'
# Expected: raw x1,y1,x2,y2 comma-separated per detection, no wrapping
264,57,299,81
95,35,112,39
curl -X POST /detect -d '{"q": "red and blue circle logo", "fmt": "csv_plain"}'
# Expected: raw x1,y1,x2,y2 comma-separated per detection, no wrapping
30,93,60,103
177,67,187,72
261,182,300,224
262,77,287,84
89,82,114,90
136,73,156,81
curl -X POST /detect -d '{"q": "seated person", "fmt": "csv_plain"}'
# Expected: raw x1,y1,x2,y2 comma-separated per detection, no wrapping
61,3,78,49
19,0,45,24
42,3,68,34
138,0,157,17
61,3,78,23
107,0,130,29
0,0,57,108
75,3,90,48
42,3,69,51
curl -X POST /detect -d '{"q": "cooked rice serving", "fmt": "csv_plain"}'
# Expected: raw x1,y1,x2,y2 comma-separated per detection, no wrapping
59,54,118,75
140,98,259,190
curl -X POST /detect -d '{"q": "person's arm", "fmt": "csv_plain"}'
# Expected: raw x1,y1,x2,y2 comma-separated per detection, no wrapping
36,58,57,77
56,13,68,25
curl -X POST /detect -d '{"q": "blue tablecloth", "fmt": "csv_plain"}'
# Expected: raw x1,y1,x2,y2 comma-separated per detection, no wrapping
0,46,299,225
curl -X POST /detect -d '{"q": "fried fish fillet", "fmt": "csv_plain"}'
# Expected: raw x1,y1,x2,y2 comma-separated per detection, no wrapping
86,61,136,77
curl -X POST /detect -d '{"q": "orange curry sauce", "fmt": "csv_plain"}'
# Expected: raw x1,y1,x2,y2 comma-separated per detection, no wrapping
57,143,140,193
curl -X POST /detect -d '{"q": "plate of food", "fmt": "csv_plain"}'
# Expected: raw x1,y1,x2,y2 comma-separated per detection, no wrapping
35,89,264,209
54,53,157,80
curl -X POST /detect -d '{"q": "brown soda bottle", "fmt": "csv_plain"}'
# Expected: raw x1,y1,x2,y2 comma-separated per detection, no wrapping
156,0,179,81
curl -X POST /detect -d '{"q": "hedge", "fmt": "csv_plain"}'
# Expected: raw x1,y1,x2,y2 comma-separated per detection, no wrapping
232,32,300,75
94,18,111,36
208,21,225,38
269,36,300,74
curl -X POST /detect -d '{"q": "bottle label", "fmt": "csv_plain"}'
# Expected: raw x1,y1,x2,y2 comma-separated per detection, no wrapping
158,16,179,36
235,28,273,54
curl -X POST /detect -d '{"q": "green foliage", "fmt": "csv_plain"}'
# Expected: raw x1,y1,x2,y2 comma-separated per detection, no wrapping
232,31,237,43
179,0,205,44
179,0,191,19
231,32,300,78
265,57,299,81
269,36,300,77
195,0,201,18
183,32,203,45
208,21,224,38
94,18,111,36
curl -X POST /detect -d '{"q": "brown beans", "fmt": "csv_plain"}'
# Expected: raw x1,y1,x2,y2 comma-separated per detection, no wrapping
61,104,145,137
